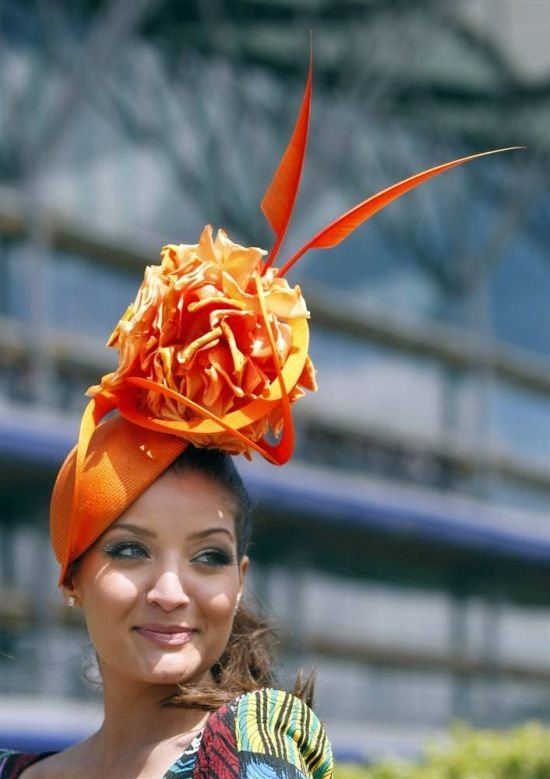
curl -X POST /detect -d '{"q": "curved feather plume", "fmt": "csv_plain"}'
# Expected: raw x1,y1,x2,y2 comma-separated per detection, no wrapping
279,147,522,276
262,46,312,270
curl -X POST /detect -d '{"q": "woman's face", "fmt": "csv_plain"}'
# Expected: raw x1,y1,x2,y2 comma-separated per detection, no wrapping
65,468,248,691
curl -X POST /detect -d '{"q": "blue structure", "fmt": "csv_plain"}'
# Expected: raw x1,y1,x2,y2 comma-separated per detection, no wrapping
1,0,549,761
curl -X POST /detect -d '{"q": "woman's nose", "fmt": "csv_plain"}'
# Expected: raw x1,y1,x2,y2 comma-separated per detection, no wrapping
145,568,191,611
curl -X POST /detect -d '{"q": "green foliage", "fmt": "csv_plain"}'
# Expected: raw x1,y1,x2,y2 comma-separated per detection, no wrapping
335,723,550,779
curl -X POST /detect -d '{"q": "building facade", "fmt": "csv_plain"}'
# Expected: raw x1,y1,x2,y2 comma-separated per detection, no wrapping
1,0,549,760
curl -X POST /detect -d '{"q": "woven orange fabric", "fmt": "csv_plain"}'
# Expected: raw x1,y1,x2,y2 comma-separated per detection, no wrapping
51,416,187,583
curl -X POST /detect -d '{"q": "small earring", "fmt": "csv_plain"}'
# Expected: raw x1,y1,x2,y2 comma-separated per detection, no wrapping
67,596,76,608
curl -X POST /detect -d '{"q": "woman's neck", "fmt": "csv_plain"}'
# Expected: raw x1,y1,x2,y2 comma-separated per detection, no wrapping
91,675,208,771
21,680,209,779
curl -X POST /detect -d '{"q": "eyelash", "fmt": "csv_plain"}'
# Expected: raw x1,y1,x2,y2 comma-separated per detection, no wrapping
103,541,149,560
193,549,235,568
102,541,235,568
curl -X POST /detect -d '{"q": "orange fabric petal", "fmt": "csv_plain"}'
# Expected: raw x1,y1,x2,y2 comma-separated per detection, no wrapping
252,273,294,464
91,226,311,429
117,381,280,463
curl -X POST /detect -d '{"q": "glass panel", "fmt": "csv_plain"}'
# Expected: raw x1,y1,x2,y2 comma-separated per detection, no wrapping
488,380,550,466
500,604,550,667
309,328,445,441
294,227,441,321
311,660,453,725
47,250,140,339
1,239,31,320
490,235,550,357
300,573,451,655
486,476,550,516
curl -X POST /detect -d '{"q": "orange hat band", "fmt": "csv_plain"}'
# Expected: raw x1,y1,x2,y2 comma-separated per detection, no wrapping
50,416,187,585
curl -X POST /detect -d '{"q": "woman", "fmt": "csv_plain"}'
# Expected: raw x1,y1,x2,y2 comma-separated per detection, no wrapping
0,53,503,778
1,447,332,778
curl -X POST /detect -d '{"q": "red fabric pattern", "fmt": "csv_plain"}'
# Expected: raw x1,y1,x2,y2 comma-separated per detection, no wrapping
193,704,240,778
0,751,51,779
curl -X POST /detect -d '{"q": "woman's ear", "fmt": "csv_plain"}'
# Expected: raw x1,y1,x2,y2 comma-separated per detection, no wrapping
61,566,81,608
238,555,249,595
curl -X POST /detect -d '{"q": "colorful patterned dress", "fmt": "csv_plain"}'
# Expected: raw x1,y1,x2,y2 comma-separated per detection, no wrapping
0,688,333,778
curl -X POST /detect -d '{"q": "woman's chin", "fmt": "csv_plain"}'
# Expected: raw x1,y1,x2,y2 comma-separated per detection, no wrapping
134,657,211,687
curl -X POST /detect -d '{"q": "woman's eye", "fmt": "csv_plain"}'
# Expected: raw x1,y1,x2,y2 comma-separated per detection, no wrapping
103,541,149,560
192,548,235,568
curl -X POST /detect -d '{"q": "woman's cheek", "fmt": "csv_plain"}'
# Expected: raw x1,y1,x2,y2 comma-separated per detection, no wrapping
84,569,142,610
197,584,239,622
209,590,234,612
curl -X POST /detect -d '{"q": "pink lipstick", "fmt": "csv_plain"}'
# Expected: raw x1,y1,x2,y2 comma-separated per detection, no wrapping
134,624,196,647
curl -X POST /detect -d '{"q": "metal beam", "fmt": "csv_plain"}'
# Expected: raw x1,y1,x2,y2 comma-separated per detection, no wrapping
1,206,549,395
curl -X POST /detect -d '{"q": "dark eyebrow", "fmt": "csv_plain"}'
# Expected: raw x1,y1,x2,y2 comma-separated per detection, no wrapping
106,523,156,539
105,524,234,542
187,527,235,542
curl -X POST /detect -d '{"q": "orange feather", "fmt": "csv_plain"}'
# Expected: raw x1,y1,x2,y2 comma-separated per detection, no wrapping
279,147,523,276
262,47,313,270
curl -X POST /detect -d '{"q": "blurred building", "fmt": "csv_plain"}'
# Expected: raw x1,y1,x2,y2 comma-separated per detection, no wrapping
1,0,549,761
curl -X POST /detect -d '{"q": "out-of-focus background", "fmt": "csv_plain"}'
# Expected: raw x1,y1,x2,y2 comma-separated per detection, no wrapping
1,0,549,763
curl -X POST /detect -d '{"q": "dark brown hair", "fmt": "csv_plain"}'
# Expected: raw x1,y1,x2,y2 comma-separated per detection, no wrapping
162,446,314,710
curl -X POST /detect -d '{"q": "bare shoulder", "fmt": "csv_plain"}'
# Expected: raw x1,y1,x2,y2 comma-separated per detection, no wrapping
20,741,93,779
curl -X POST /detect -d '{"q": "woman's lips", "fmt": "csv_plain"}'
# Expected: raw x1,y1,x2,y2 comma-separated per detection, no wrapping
134,625,196,647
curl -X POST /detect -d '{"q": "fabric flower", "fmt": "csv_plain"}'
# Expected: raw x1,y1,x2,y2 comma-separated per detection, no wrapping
88,224,317,456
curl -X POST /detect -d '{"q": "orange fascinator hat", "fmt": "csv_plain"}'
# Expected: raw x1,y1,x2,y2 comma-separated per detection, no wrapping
50,51,515,584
